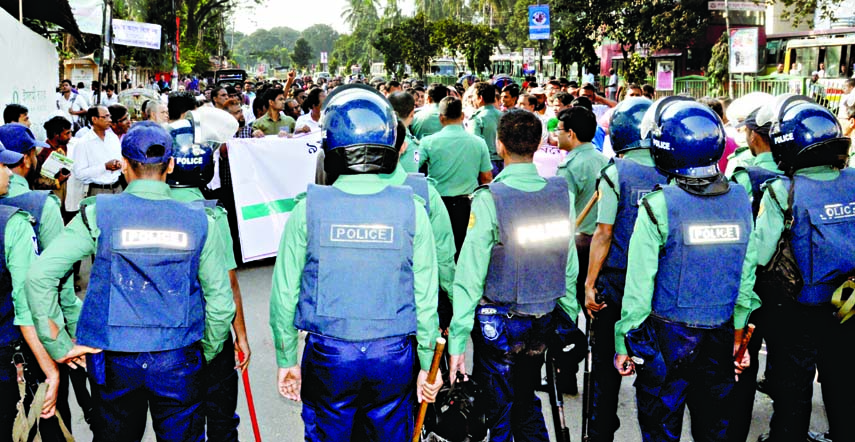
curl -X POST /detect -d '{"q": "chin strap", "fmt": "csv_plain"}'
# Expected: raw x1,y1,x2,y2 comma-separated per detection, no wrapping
674,174,730,196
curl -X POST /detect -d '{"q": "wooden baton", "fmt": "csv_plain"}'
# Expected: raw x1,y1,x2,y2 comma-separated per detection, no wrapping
576,191,600,228
412,337,446,442
734,323,756,363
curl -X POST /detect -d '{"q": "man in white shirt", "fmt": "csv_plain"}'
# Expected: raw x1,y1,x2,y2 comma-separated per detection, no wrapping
607,68,618,100
100,85,120,106
838,78,855,120
72,106,123,196
56,79,87,130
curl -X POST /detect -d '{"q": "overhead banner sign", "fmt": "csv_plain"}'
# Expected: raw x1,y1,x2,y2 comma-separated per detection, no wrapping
0,9,59,141
730,27,760,73
228,133,322,262
112,19,162,50
68,0,104,35
708,1,767,11
528,5,550,40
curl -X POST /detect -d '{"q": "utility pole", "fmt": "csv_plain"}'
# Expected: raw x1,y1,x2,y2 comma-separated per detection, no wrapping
725,0,733,98
172,0,179,90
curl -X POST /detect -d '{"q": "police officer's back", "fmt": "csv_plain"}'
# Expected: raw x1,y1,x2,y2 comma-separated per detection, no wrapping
412,83,448,140
614,99,756,442
26,122,235,442
739,96,854,442
270,85,442,442
448,109,581,442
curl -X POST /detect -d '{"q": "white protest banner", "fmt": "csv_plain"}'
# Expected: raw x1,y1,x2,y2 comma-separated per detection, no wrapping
228,133,322,262
0,10,59,141
68,0,104,35
112,19,162,50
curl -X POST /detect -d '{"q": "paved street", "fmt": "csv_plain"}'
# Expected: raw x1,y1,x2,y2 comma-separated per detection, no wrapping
65,259,829,442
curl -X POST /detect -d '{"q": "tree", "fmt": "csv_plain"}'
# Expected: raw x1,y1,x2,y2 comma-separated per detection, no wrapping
301,24,341,66
433,19,498,74
372,13,438,77
292,38,313,70
342,0,381,31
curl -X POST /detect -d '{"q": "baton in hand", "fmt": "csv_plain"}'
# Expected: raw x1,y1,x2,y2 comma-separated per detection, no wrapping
238,351,262,442
412,337,446,442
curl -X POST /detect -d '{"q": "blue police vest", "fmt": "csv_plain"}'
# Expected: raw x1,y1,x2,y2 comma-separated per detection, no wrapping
0,191,49,251
484,177,572,316
296,184,417,341
404,173,430,216
788,169,855,305
603,158,668,272
652,184,752,327
740,166,780,219
0,206,22,347
78,193,208,352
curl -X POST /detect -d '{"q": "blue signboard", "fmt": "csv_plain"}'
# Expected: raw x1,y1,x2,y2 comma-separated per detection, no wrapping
528,5,550,40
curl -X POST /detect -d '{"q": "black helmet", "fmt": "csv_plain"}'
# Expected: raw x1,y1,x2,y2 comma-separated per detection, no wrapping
609,97,653,154
423,374,488,442
321,84,398,175
757,94,851,173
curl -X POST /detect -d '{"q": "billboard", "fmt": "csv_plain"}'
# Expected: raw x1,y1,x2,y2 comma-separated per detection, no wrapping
528,5,550,40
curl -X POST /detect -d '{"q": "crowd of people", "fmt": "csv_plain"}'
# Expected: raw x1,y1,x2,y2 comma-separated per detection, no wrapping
0,64,853,442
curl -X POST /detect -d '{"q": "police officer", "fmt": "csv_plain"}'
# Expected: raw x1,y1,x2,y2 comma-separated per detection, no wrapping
412,83,448,140
388,91,421,173
418,96,494,260
270,84,442,442
613,99,756,442
583,96,666,441
0,123,85,439
469,82,504,176
448,109,580,442
167,110,250,442
740,98,853,442
26,122,235,442
723,92,774,178
0,143,62,441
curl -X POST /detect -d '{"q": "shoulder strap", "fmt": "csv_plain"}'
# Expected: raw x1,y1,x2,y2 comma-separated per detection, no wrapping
641,197,659,226
764,179,795,231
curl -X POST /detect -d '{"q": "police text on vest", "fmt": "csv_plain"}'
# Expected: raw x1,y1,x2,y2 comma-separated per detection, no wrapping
516,220,572,246
686,224,741,244
329,224,394,243
121,229,189,248
820,202,855,221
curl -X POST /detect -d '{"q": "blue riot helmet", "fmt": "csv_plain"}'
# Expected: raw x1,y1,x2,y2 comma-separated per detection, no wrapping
493,75,515,90
321,83,398,175
756,94,851,173
609,96,653,154
165,107,236,188
641,96,725,179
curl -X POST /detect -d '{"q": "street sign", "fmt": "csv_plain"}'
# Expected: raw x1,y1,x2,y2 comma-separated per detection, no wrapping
528,5,550,40
708,1,767,12
320,52,328,64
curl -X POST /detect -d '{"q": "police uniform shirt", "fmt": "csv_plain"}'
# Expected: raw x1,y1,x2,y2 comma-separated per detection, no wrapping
26,180,235,362
724,146,755,178
731,152,783,197
468,105,503,162
398,129,421,174
383,164,456,295
613,181,761,355
171,187,238,272
2,174,81,333
556,142,608,235
411,104,443,141
269,173,440,372
3,212,40,328
596,149,656,225
448,163,581,356
418,125,493,197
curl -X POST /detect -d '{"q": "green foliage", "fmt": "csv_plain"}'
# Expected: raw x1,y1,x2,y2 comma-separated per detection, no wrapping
292,38,314,70
372,13,438,77
707,32,729,97
433,19,498,74
777,0,845,26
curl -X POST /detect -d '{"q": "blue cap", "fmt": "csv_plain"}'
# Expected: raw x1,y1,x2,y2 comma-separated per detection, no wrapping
0,140,24,165
0,123,49,154
121,121,173,164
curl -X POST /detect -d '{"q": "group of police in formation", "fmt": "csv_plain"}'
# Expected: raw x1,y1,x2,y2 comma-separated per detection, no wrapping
0,79,852,442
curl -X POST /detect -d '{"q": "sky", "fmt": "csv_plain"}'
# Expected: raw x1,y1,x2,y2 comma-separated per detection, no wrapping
233,0,416,35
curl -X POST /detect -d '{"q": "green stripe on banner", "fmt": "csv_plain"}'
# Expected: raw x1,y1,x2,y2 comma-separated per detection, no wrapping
241,198,297,220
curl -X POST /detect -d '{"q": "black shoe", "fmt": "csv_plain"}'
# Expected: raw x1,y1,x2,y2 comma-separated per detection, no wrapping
559,372,578,396
807,431,832,442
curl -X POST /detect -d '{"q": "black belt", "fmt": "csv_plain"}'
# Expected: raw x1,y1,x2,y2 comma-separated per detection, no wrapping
90,182,121,189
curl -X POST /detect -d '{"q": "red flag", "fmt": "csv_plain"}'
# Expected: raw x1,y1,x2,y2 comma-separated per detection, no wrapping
175,17,181,62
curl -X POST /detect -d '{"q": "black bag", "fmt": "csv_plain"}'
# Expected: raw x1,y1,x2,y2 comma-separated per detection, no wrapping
754,178,804,303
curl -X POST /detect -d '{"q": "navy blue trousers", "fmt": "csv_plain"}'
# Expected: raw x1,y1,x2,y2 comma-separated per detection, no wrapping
472,305,551,442
203,334,239,442
301,334,416,442
632,317,735,442
87,344,205,442
766,301,854,442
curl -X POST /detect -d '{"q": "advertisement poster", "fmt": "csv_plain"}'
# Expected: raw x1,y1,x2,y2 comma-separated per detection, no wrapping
729,27,759,74
528,5,550,40
656,60,674,91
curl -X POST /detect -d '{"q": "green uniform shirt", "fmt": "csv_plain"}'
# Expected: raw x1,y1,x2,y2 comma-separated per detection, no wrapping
269,173,440,371
448,163,581,355
3,212,39,326
26,180,235,362
398,129,421,173
736,166,840,307
3,174,80,333
731,152,783,197
384,164,456,295
596,149,656,225
614,183,761,355
418,125,493,197
412,104,443,140
724,146,755,178
171,187,237,271
252,113,296,136
469,105,503,161
556,143,608,235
